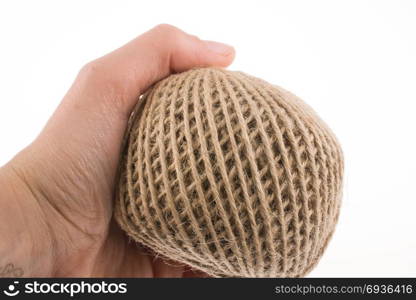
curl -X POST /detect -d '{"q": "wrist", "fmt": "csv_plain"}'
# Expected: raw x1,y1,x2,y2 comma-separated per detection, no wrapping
0,160,55,277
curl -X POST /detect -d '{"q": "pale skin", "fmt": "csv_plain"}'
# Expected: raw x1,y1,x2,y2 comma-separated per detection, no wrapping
0,24,235,277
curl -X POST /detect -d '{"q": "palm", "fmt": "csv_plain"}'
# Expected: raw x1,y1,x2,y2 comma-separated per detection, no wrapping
31,141,197,278
25,147,185,277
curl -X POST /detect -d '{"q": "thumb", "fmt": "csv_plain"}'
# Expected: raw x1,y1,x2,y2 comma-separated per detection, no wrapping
67,24,235,117
17,24,234,188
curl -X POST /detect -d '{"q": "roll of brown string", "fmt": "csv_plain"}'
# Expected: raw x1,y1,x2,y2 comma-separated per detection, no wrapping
115,68,343,277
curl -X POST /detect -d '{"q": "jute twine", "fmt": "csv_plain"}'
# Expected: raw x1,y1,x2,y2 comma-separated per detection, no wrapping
115,68,343,277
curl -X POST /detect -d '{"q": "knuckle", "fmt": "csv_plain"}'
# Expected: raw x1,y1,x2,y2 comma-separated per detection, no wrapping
187,34,201,43
78,60,102,78
151,24,183,43
153,23,178,34
76,59,131,112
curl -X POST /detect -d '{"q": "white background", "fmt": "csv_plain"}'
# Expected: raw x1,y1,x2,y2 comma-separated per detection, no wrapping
0,0,415,277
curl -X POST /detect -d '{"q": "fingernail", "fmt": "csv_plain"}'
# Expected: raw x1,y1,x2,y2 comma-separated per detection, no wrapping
204,40,234,56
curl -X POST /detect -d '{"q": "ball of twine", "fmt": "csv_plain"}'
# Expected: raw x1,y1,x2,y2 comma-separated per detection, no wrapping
115,68,343,277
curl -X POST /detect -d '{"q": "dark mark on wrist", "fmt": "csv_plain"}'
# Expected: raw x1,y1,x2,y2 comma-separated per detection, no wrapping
0,263,24,277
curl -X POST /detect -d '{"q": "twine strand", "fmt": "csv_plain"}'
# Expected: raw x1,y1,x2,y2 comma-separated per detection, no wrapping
115,68,344,277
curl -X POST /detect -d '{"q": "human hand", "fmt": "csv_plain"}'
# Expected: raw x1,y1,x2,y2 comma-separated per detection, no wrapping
0,24,234,277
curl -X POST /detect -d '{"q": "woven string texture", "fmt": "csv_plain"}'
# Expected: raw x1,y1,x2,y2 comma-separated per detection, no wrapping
115,68,344,278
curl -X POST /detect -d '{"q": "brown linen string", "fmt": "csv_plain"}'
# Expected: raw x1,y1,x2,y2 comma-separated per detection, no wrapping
115,68,344,278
